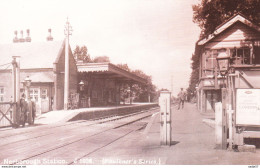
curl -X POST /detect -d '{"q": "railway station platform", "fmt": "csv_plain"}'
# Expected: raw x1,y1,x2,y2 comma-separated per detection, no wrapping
35,103,158,125
90,102,260,165
1,103,260,165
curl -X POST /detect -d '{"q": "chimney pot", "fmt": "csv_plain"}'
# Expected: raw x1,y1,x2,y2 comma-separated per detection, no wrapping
19,30,25,42
25,29,31,42
47,28,53,41
13,30,19,43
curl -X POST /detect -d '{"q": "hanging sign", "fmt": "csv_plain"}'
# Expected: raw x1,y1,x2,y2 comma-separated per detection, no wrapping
236,89,260,126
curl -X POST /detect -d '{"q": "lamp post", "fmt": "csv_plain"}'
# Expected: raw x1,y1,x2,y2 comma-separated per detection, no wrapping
216,52,233,150
23,76,32,101
79,80,85,92
79,80,84,108
216,52,230,77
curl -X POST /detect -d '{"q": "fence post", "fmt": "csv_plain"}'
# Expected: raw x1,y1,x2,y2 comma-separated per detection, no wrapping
215,102,222,149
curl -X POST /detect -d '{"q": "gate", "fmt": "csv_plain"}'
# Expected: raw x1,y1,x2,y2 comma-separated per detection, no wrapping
0,102,15,127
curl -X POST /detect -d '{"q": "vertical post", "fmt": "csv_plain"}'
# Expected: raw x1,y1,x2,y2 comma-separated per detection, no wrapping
215,102,223,149
159,91,172,146
64,18,72,110
12,57,17,126
221,88,228,149
15,56,21,125
14,56,20,103
129,84,132,104
227,105,233,150
214,66,219,89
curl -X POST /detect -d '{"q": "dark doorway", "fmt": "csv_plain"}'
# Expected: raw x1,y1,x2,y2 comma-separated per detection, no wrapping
254,47,260,64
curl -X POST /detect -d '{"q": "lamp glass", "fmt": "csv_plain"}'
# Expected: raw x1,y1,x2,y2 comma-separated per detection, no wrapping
79,80,85,91
24,76,31,87
216,52,230,76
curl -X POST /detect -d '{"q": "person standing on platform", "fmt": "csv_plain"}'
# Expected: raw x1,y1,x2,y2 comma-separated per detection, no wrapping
177,88,186,110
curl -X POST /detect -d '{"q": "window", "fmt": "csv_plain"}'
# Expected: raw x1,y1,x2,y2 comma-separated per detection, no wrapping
0,87,4,102
30,88,39,102
202,50,218,77
230,48,250,65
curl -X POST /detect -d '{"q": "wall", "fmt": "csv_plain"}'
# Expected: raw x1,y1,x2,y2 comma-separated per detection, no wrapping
0,69,53,102
54,44,78,110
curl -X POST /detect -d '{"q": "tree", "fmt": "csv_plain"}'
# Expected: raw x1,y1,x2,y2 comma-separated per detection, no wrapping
193,0,260,38
187,43,202,97
92,56,110,63
119,66,158,102
73,45,91,62
116,64,131,72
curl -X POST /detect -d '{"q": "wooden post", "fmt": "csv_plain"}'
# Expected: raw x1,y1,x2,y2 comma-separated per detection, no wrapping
15,56,21,125
11,57,17,126
215,102,222,149
221,88,228,149
130,84,132,104
227,106,234,150
214,66,219,89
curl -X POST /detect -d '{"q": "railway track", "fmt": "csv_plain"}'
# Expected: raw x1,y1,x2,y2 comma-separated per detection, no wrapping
0,107,159,165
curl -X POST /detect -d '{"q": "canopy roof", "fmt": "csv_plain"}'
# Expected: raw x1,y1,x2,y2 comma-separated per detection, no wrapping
77,62,147,84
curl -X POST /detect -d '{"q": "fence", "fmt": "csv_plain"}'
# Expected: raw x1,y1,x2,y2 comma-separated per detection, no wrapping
0,102,14,128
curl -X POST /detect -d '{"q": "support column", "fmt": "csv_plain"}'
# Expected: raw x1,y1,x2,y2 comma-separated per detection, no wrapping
129,83,132,104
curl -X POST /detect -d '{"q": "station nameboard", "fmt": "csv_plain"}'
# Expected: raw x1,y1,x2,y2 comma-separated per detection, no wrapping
236,89,260,126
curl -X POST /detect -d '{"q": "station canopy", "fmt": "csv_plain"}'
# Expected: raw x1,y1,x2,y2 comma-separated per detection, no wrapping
77,62,147,85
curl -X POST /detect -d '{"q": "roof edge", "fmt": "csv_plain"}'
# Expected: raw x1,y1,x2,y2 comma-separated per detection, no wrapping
198,13,260,46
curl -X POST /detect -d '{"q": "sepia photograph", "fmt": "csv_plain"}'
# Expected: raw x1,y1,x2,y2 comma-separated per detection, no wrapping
0,0,260,167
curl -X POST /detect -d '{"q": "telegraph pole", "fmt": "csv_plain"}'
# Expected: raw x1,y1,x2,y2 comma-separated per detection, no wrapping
64,18,72,110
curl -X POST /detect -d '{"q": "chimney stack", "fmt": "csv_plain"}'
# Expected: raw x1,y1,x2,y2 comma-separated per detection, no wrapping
13,30,19,43
47,28,53,41
19,30,25,42
25,29,31,42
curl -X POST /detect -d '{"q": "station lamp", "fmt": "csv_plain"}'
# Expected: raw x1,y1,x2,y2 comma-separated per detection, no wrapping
23,76,32,101
216,52,230,76
24,76,32,88
79,80,85,91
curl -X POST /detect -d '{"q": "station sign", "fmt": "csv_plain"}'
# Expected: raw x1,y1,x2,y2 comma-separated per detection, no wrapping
236,89,260,126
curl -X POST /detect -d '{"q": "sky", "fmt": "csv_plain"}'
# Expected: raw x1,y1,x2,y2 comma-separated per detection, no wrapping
0,0,201,96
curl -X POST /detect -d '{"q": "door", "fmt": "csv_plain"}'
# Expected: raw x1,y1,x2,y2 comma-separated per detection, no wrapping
30,88,41,115
30,87,50,115
254,47,260,64
40,88,49,113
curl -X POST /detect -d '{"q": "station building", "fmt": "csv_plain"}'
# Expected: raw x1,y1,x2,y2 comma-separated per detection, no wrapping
197,13,260,113
0,40,77,114
0,40,147,114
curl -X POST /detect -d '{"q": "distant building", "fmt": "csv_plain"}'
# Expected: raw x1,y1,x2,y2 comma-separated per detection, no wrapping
0,40,77,114
197,13,260,113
